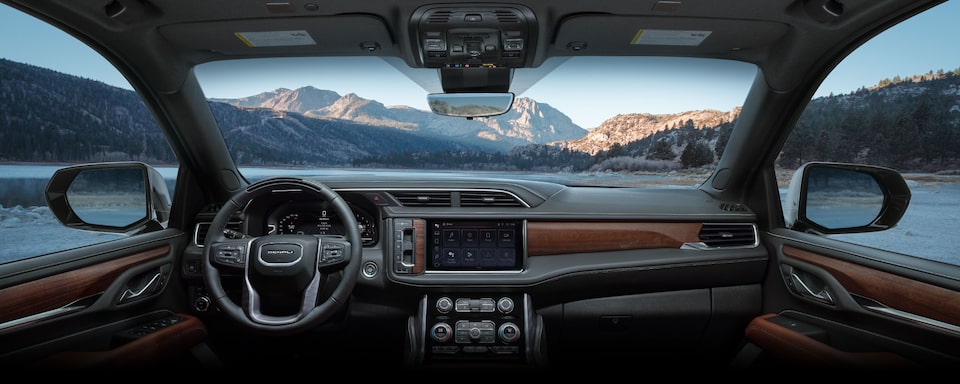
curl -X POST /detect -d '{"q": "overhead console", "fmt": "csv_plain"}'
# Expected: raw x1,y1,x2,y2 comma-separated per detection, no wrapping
409,4,538,70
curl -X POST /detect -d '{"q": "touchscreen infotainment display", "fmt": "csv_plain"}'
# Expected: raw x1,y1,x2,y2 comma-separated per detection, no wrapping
426,220,523,271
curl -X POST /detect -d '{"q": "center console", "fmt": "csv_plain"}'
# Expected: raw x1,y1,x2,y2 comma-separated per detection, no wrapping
409,292,545,368
391,218,545,368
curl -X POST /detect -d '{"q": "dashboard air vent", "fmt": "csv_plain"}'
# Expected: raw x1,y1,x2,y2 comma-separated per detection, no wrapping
194,221,243,247
389,191,452,207
460,191,526,207
698,223,758,248
718,202,748,212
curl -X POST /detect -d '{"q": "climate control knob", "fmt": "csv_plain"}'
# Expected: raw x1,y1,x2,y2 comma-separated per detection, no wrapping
430,322,453,342
498,322,520,343
436,296,454,314
497,297,514,314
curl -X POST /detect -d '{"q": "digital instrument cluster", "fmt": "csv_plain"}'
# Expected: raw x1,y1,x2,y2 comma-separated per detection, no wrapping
266,202,378,246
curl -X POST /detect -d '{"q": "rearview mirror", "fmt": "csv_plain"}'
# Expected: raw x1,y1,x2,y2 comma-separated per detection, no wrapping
427,92,515,118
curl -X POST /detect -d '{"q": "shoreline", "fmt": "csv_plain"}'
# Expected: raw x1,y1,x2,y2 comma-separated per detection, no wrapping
1,162,957,185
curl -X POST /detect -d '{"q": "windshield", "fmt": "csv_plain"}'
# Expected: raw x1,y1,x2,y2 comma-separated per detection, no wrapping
194,56,756,188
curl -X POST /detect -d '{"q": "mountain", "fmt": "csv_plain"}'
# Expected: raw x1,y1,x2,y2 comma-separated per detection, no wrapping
208,102,479,165
0,58,175,164
557,108,741,155
214,86,588,151
2,56,957,172
482,97,586,143
560,69,960,173
211,87,341,112
779,70,960,170
0,58,477,165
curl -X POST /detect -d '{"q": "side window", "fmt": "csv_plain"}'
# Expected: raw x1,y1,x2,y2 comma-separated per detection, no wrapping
0,4,177,264
778,1,959,266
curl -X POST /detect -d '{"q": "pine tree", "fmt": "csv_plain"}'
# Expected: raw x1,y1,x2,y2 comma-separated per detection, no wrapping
680,142,713,168
647,138,676,160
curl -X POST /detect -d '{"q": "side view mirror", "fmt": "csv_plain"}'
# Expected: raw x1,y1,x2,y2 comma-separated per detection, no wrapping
44,162,171,234
784,162,911,234
427,92,515,118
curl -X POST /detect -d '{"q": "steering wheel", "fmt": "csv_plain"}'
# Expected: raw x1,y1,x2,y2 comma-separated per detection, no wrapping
202,177,361,335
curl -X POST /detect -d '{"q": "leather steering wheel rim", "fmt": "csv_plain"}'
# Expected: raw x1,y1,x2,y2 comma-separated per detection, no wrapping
202,177,361,335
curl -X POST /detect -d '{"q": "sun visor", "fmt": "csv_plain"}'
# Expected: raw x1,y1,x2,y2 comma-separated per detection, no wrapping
553,15,788,57
158,15,395,56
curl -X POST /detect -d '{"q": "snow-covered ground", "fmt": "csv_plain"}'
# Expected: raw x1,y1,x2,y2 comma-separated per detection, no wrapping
827,180,960,265
0,204,125,262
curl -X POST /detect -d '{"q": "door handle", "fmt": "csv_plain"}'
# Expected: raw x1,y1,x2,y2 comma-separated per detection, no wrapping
782,264,835,305
117,264,170,304
118,271,161,304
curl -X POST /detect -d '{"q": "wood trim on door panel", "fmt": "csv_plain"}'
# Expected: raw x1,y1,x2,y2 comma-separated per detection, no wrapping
783,245,960,328
527,222,702,256
746,313,919,368
31,313,207,370
0,245,170,324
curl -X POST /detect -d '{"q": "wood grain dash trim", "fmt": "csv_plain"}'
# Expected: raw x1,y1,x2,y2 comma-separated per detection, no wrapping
783,245,960,328
0,245,170,324
526,222,702,256
413,219,426,274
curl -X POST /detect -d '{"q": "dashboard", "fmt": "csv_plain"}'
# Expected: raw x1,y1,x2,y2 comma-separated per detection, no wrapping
184,175,766,369
193,175,764,281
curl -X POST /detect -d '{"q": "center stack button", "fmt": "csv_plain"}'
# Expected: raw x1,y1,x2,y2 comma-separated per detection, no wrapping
455,297,496,312
430,322,453,342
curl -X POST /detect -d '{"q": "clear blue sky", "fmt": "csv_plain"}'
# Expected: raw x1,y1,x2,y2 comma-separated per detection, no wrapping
2,1,958,128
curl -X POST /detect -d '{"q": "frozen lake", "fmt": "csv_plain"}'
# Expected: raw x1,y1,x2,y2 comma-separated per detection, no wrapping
1,164,957,266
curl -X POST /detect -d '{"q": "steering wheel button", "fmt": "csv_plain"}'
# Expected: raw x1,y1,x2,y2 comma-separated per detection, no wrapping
216,248,244,265
321,245,346,264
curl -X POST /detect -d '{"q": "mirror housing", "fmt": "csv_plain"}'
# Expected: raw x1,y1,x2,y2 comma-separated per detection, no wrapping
427,92,515,118
785,162,911,234
44,162,171,234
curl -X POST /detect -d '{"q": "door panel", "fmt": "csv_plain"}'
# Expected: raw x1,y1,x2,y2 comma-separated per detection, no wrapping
0,231,206,370
0,245,170,326
782,245,960,329
749,231,960,370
